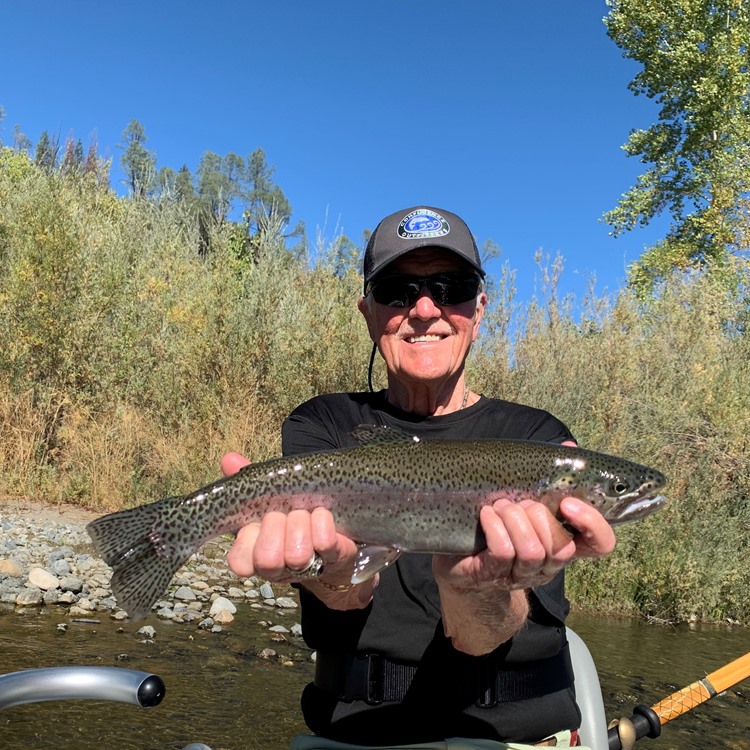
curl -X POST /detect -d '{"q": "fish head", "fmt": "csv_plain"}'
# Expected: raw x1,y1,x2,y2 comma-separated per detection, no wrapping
586,462,667,525
544,452,667,525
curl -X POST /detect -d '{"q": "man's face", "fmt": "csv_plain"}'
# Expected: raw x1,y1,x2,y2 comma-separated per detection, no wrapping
358,248,487,388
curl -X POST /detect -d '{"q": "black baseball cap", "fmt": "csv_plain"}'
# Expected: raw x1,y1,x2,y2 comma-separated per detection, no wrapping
363,206,485,290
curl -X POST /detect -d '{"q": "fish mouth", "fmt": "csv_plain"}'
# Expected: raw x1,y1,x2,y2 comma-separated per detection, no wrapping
607,494,667,525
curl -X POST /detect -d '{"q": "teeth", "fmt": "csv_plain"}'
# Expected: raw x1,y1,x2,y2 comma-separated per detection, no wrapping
407,335,442,343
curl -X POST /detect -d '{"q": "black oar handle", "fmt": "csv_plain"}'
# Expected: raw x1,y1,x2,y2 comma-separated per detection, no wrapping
608,704,662,749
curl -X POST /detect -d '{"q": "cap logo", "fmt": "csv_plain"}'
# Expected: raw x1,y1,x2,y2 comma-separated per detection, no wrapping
397,209,449,240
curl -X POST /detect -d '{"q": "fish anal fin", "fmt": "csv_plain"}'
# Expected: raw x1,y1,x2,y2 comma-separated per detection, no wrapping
351,544,402,583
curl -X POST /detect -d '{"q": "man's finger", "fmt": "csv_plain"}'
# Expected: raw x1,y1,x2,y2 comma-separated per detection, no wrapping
220,451,250,477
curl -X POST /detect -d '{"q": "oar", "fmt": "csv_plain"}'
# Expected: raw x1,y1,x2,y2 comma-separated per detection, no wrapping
607,650,750,749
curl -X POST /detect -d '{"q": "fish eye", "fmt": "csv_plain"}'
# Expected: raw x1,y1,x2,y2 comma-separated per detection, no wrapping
610,479,631,495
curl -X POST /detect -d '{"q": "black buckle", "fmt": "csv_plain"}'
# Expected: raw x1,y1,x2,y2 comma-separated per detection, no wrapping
345,654,383,705
475,659,497,708
366,653,383,705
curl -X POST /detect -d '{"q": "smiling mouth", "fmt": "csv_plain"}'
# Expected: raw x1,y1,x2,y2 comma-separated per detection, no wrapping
405,334,445,343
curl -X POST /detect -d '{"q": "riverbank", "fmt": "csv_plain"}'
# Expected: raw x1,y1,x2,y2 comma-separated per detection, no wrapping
0,498,302,633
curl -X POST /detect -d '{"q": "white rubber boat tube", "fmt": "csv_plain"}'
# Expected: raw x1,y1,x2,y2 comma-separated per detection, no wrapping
567,629,609,750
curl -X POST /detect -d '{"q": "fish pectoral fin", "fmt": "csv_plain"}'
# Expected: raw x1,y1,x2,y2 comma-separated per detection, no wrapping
351,544,401,583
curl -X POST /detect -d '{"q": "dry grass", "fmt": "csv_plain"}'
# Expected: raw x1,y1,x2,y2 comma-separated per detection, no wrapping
1,150,749,622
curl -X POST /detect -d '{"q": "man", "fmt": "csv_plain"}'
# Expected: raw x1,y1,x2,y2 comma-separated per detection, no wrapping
222,206,616,748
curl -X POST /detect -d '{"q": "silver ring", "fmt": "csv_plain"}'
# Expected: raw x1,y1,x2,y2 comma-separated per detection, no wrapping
285,552,325,579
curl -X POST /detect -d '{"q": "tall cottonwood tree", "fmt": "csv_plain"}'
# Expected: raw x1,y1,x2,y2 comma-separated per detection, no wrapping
119,119,156,198
604,0,750,292
192,147,301,257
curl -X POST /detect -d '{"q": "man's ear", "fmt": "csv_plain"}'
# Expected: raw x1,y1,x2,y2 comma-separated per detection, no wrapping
472,291,488,342
358,295,378,342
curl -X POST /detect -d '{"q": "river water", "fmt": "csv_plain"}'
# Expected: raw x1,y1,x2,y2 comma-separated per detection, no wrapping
1,603,748,750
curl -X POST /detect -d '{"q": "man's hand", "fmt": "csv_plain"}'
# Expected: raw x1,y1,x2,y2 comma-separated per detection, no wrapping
434,494,616,592
221,452,375,609
433,440,617,655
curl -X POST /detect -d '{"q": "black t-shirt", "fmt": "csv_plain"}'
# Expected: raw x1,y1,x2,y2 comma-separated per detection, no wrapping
282,392,581,744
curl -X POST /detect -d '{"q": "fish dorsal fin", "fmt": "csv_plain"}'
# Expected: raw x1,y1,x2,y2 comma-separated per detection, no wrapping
351,424,421,446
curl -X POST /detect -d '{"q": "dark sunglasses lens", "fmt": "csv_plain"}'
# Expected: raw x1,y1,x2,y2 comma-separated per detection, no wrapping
428,275,480,305
370,278,421,307
370,273,480,307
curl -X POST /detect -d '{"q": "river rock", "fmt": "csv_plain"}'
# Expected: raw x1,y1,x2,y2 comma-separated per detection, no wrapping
209,596,236,617
16,588,44,606
75,555,98,572
1,502,307,630
60,576,84,593
69,603,95,617
212,609,234,625
259,582,275,599
48,546,74,562
275,597,298,609
0,559,22,577
174,585,197,601
50,558,72,576
28,567,60,590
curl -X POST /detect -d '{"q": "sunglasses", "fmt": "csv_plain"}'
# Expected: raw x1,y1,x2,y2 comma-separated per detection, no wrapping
366,271,483,308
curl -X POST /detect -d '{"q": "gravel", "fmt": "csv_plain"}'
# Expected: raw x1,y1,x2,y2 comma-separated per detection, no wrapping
0,500,301,629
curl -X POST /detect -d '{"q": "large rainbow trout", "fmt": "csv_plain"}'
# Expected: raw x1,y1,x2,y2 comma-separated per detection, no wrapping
87,426,666,619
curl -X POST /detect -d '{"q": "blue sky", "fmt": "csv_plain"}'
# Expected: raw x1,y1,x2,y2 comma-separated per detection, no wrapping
1,1,667,305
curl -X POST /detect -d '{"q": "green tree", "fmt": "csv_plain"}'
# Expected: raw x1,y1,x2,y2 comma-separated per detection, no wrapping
119,119,156,197
60,135,84,174
13,124,32,153
174,164,195,203
604,0,750,293
191,148,302,258
34,130,58,172
242,147,304,258
193,151,238,255
244,148,292,233
196,150,236,223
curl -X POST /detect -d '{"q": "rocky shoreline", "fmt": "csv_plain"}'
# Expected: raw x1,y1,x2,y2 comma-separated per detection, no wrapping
0,499,302,638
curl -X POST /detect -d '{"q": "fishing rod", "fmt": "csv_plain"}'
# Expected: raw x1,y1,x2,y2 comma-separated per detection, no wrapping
607,649,750,749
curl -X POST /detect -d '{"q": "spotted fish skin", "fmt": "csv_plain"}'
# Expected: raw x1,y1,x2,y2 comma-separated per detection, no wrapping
86,426,667,619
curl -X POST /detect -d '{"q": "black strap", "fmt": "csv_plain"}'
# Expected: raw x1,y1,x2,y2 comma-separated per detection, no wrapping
314,643,573,707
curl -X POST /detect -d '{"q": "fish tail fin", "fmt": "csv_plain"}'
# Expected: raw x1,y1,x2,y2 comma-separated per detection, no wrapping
86,497,192,620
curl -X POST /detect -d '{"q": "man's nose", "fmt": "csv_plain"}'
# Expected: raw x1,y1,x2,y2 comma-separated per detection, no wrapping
410,286,441,319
